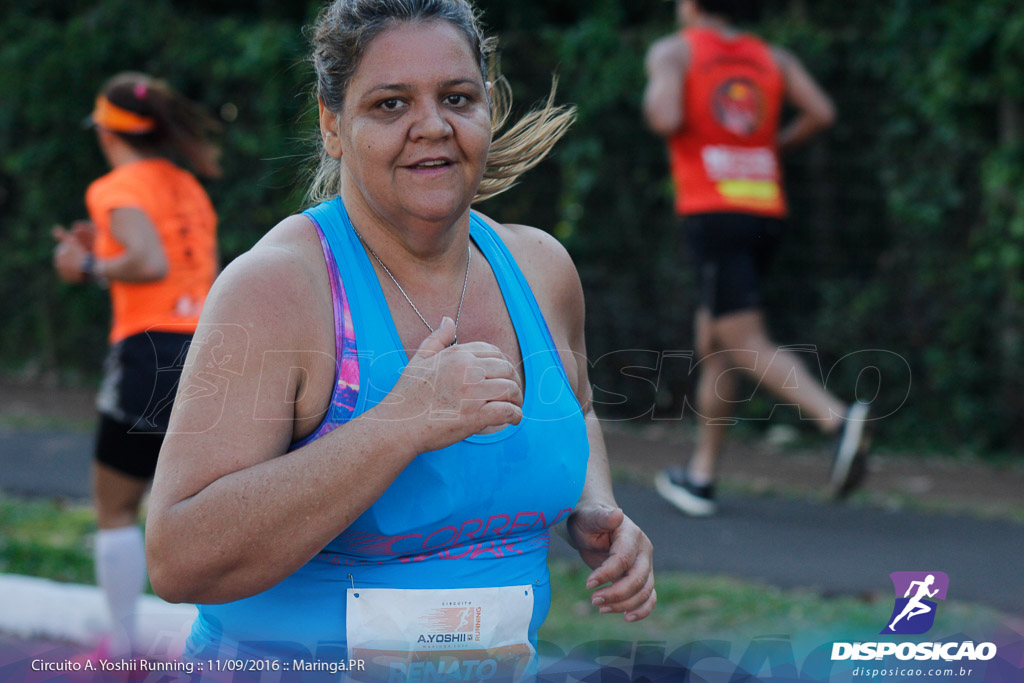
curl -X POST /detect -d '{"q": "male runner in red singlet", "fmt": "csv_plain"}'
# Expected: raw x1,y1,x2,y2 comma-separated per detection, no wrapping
644,0,871,516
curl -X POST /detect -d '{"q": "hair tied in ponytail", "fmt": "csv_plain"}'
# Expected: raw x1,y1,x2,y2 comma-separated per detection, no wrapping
95,71,222,178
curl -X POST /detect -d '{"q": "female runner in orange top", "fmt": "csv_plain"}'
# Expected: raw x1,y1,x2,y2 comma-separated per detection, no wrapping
52,71,220,657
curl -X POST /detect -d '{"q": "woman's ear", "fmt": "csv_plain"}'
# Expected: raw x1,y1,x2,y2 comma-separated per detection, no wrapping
319,97,343,159
94,126,122,165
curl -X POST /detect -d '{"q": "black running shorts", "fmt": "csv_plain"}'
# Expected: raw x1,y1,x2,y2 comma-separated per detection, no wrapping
94,331,192,479
94,413,165,480
682,212,784,317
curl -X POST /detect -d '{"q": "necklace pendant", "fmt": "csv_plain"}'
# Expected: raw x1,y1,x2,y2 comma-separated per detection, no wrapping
353,227,471,345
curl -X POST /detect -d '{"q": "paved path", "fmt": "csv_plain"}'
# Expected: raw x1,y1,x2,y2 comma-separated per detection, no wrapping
0,429,93,499
3,427,1023,617
550,486,1024,614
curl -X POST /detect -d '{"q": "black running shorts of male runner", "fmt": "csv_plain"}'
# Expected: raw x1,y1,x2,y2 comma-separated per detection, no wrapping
682,212,784,318
94,331,192,479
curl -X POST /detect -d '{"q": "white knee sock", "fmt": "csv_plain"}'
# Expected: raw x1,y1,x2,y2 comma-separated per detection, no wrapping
95,525,146,656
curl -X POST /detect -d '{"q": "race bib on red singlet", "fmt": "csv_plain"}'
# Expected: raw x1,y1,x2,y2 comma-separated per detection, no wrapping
701,144,782,207
346,585,535,682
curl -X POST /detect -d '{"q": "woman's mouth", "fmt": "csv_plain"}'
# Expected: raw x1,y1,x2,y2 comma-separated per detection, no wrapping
407,158,452,170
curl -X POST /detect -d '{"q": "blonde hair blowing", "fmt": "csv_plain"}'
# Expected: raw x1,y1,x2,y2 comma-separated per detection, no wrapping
306,0,575,205
475,75,576,203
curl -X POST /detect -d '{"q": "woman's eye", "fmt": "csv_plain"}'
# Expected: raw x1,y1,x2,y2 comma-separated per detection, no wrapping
379,98,402,111
445,94,468,106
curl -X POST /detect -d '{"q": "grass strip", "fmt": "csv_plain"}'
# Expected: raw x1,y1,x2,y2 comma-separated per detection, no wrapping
0,494,1013,647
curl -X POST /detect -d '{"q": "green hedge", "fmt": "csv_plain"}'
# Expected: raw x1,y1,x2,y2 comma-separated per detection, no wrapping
0,0,313,375
3,0,1024,454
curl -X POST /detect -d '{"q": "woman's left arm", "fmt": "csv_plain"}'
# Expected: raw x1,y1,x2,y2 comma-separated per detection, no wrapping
53,208,168,284
569,395,656,621
96,207,169,282
500,222,656,622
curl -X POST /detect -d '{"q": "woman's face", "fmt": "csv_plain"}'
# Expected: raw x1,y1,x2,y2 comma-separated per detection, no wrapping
330,20,491,230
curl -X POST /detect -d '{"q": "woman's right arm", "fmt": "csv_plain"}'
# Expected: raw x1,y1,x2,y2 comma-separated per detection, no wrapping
146,217,523,605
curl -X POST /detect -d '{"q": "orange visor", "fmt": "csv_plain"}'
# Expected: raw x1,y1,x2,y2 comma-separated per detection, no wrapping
89,95,156,134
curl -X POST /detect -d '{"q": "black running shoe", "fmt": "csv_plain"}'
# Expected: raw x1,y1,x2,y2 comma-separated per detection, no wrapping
830,402,872,498
654,467,717,516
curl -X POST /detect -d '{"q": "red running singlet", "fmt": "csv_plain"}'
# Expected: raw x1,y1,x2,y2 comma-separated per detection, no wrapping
669,27,787,218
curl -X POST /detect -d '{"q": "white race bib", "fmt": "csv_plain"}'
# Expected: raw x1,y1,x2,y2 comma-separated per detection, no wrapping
346,585,535,682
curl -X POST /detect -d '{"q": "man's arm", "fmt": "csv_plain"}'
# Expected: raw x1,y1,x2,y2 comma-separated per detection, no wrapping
774,46,836,153
643,35,690,137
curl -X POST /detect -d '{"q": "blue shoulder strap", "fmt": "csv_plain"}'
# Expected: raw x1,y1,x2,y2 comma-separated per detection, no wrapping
468,213,579,408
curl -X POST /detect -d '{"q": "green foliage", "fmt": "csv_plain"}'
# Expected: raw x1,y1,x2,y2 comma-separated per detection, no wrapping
0,495,95,584
0,0,310,377
3,1,1024,453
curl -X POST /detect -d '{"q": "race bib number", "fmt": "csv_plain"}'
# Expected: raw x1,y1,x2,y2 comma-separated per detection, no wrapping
346,585,535,682
701,144,782,208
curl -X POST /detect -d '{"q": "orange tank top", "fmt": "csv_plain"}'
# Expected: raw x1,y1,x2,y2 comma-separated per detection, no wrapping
86,158,217,343
669,27,787,217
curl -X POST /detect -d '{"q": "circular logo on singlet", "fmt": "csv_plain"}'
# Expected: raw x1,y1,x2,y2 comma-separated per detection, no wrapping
711,77,765,136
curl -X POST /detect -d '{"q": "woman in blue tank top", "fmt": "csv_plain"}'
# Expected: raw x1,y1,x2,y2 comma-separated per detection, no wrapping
146,0,655,677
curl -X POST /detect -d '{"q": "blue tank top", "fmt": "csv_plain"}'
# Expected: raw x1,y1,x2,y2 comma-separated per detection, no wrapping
186,197,589,662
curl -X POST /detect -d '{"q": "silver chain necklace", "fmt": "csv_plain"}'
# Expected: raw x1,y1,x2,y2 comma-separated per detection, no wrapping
354,229,471,345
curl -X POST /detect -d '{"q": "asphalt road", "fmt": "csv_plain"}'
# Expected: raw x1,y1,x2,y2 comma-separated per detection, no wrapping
2,427,1023,617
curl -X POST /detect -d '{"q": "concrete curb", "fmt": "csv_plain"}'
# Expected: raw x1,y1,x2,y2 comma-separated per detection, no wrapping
0,573,195,659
